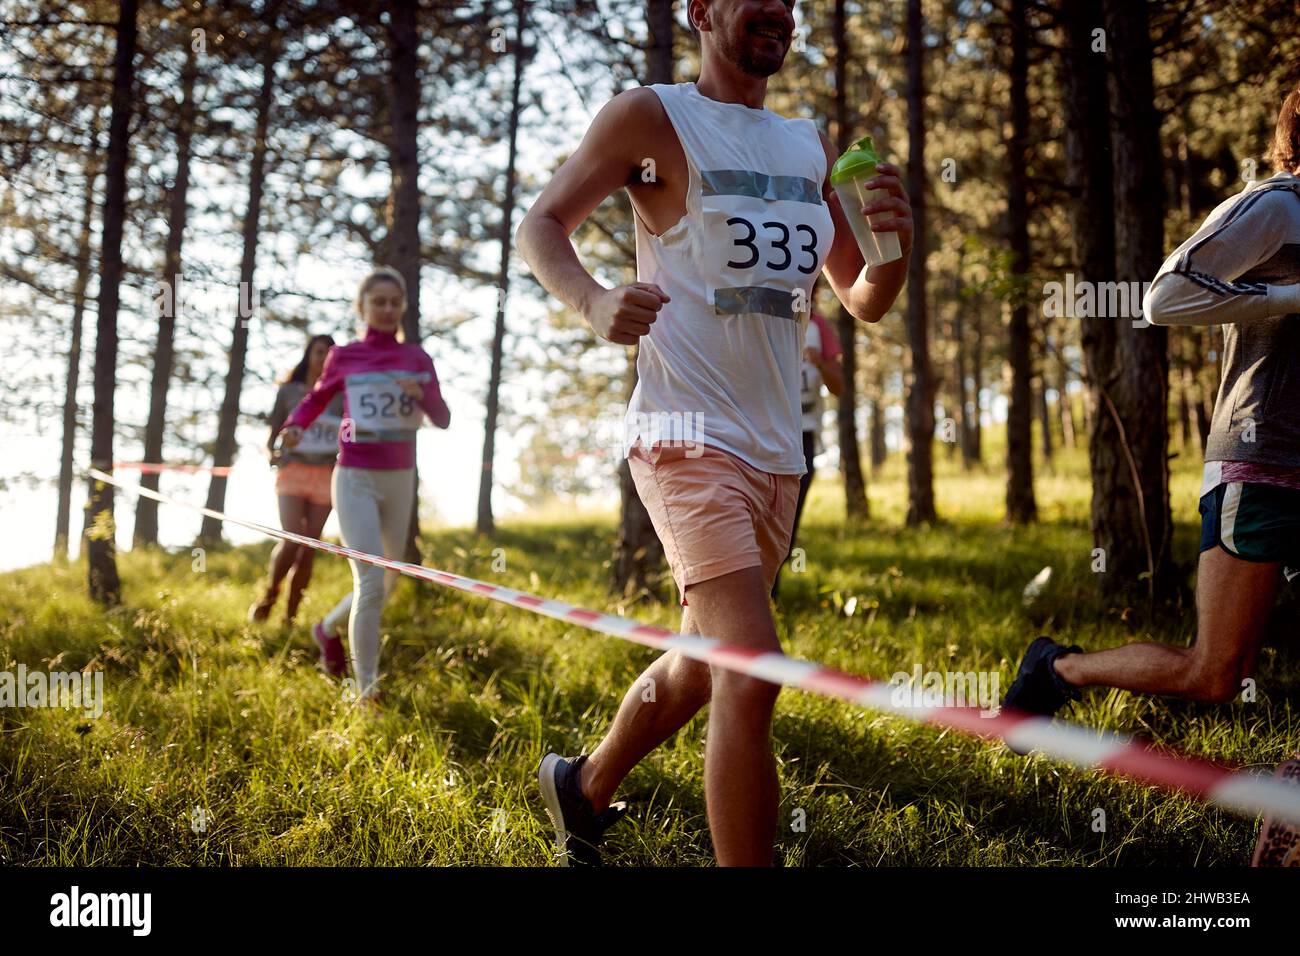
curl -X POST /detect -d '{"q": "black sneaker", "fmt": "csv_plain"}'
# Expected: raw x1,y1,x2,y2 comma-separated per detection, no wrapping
1004,636,1083,717
538,753,627,867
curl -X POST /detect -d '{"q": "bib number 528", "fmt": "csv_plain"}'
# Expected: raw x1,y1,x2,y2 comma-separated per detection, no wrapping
725,216,819,275
358,392,415,419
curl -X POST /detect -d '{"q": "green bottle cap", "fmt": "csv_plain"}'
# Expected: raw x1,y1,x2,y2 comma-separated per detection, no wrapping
830,135,884,186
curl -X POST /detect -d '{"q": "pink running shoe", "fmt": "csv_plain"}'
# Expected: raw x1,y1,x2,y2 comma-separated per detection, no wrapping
312,622,348,678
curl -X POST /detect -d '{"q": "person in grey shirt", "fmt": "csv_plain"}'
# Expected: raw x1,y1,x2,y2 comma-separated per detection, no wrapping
248,333,344,625
1004,82,1300,865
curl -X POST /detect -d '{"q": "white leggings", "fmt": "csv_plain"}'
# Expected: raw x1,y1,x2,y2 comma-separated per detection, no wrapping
322,465,415,697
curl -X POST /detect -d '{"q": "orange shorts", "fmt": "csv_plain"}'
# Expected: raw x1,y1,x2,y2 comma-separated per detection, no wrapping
628,442,800,605
275,461,334,507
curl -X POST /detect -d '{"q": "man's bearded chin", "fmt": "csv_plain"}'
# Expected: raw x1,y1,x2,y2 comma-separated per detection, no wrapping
718,32,784,78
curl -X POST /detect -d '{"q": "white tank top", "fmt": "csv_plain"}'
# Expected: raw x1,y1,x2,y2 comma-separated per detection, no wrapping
623,82,836,475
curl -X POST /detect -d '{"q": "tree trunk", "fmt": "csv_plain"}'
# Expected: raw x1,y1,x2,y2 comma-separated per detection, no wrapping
837,306,869,514
612,353,665,596
1005,0,1037,523
904,0,936,525
1055,348,1076,448
1178,129,1193,219
1037,371,1054,462
1061,0,1122,596
953,255,976,469
833,0,869,519
1105,0,1174,602
941,295,956,462
477,0,527,535
1176,333,1193,449
645,0,673,85
1081,377,1094,436
611,0,673,597
135,42,198,547
970,304,983,464
869,393,887,473
55,141,99,560
85,0,138,604
955,300,973,470
199,40,277,544
386,0,426,562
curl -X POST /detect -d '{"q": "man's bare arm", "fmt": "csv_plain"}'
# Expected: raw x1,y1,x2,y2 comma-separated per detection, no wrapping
516,89,670,344
817,131,911,324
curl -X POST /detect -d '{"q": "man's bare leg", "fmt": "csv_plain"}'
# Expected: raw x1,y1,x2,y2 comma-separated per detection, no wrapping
581,565,783,865
581,606,713,813
1054,547,1281,702
681,565,783,866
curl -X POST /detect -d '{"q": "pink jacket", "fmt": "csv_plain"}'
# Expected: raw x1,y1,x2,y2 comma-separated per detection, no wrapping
809,311,842,361
284,325,450,470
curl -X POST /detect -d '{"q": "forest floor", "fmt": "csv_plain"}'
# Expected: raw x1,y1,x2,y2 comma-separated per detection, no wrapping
3,444,1297,865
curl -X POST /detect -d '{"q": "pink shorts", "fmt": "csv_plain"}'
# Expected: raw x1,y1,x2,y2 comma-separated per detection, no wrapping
628,442,800,605
275,461,334,507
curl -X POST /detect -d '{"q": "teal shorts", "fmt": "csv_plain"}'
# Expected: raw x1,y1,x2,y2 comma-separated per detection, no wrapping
1199,482,1300,581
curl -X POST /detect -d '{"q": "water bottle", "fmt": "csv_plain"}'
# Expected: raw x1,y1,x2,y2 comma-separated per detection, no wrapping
830,135,903,268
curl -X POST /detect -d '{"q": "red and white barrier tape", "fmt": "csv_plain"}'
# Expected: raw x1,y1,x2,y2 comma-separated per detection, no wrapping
112,461,234,476
88,466,1300,826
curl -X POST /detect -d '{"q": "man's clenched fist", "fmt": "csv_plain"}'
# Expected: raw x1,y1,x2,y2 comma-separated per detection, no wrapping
584,282,670,345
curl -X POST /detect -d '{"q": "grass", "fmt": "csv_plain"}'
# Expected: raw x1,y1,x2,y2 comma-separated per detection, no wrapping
1,441,1296,866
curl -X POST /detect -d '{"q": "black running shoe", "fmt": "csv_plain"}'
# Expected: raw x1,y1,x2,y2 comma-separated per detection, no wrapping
538,753,627,867
1003,636,1083,717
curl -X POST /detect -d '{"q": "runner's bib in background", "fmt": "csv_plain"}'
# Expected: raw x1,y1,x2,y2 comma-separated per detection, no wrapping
295,413,342,456
345,370,427,443
800,319,824,435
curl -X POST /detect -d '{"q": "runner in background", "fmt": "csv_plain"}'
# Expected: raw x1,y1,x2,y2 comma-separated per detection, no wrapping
279,267,451,703
1000,81,1300,865
772,299,843,599
1005,85,1300,715
248,334,342,626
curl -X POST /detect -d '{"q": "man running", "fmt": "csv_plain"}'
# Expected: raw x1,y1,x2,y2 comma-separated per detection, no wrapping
1004,85,1300,720
516,0,911,866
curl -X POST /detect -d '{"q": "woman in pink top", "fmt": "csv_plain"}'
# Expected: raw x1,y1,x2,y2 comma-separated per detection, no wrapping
279,266,451,702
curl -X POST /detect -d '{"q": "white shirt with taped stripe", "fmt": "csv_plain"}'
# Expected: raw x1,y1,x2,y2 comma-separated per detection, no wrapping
623,81,836,476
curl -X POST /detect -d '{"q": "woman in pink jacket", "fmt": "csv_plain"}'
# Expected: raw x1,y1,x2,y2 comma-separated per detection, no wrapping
279,266,451,703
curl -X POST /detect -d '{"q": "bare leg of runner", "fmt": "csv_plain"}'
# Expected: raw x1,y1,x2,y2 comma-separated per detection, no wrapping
284,500,332,624
584,565,781,866
251,495,307,621
689,566,782,866
582,610,713,812
1054,547,1281,702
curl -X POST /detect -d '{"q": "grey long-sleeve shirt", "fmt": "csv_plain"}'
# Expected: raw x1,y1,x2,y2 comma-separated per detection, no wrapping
1143,172,1300,467
269,380,344,466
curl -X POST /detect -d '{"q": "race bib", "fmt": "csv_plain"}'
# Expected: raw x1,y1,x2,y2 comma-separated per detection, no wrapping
344,371,426,443
700,168,834,324
295,413,341,456
800,321,823,408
